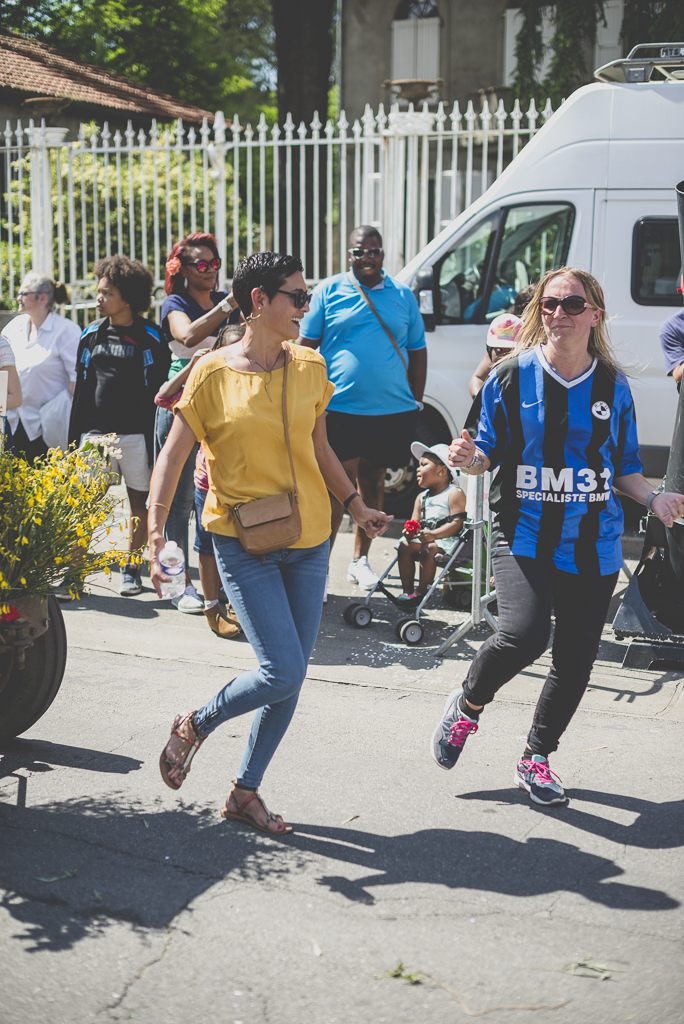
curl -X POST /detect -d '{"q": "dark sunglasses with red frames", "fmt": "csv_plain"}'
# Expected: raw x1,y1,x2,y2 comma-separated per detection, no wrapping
185,257,221,273
539,294,592,316
277,288,312,309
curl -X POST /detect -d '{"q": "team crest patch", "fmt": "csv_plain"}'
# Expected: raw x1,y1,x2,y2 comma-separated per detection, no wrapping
591,400,611,420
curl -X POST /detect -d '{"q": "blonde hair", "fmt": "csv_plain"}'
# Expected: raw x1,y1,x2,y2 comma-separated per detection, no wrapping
513,267,624,377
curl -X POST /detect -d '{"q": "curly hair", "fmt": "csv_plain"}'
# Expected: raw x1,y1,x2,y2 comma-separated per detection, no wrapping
94,255,153,314
232,252,303,315
164,232,220,295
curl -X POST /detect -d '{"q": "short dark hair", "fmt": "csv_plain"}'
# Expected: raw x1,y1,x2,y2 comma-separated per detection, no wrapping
94,255,154,313
232,252,303,315
349,224,383,247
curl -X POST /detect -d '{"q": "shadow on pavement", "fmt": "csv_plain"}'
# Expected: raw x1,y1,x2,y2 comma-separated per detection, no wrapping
457,787,684,849
2,787,678,956
290,823,680,911
0,794,304,953
0,739,143,779
59,592,161,620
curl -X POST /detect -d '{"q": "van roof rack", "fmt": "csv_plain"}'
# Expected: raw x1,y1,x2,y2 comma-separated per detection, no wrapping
595,42,684,83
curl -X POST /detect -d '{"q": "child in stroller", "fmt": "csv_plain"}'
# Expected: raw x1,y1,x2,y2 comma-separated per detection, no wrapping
397,442,466,602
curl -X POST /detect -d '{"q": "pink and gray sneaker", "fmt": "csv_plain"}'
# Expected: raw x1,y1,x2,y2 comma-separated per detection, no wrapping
515,754,567,806
430,687,479,770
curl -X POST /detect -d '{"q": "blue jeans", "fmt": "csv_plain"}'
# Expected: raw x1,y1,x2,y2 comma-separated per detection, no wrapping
155,405,199,563
193,535,329,788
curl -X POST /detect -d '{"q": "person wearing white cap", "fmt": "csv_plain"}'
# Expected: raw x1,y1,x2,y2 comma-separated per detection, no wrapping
468,313,522,399
396,442,466,601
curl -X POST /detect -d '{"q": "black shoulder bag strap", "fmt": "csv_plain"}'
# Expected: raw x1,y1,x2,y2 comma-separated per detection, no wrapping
351,276,410,382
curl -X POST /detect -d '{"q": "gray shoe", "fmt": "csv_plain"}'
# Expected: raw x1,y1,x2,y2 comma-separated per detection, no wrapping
430,687,479,770
119,564,142,596
515,755,567,806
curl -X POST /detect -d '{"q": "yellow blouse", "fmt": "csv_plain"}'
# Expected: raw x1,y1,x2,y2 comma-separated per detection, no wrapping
176,343,335,548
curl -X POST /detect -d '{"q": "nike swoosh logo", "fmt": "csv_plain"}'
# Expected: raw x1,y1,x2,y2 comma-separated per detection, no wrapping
522,400,542,409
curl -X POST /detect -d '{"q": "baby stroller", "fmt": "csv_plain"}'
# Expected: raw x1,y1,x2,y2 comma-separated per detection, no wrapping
343,522,481,645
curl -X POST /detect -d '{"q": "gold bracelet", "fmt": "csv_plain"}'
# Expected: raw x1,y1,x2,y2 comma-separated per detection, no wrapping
148,502,170,513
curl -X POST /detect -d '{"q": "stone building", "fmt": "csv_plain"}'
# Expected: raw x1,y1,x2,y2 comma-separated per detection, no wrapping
339,0,625,123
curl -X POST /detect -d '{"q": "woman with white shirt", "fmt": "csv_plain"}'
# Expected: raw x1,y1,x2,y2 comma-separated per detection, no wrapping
0,337,23,448
3,272,80,461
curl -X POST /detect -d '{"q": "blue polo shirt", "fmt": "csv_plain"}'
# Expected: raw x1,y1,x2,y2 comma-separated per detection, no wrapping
299,270,426,415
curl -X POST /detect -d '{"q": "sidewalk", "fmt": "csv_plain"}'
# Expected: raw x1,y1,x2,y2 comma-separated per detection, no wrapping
1,523,682,1024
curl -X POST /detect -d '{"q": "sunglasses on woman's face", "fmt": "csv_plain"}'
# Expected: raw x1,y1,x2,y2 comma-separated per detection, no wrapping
277,289,312,309
539,294,590,316
185,257,221,273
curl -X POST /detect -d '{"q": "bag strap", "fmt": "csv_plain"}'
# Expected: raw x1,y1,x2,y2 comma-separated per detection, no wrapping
351,276,410,381
281,345,298,501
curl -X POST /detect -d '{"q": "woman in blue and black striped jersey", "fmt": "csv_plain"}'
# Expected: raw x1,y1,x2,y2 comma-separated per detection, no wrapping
430,267,684,806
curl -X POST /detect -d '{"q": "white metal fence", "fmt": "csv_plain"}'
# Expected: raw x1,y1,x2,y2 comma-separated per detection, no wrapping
0,97,555,319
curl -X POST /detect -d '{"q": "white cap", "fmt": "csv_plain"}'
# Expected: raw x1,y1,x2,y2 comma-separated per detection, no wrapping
410,441,459,483
486,313,521,349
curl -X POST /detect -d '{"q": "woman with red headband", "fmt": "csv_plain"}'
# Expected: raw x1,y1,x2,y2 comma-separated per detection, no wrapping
157,233,240,613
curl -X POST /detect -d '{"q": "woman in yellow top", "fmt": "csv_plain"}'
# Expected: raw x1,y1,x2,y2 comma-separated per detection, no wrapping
149,252,391,834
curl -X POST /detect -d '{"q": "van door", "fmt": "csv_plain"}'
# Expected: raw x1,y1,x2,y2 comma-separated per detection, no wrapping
425,196,584,434
593,190,679,466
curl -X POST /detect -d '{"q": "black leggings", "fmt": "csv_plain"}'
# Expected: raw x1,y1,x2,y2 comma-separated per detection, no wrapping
462,549,618,757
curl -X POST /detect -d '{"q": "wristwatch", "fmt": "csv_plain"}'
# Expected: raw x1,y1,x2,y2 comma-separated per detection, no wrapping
646,490,660,513
219,296,234,314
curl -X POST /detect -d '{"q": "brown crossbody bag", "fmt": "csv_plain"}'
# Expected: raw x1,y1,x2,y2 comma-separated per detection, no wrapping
229,345,302,555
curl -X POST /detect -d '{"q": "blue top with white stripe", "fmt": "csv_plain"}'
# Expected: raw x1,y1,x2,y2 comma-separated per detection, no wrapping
476,346,642,575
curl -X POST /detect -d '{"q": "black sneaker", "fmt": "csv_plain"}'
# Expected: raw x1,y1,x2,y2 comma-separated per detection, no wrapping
515,755,567,806
119,564,142,596
430,687,479,770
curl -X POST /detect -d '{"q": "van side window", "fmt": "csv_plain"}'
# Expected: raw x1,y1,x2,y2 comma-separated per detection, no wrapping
632,217,682,306
489,203,575,320
435,215,498,325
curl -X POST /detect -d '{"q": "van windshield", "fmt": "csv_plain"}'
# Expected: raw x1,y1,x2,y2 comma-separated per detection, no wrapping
437,215,499,325
488,203,575,320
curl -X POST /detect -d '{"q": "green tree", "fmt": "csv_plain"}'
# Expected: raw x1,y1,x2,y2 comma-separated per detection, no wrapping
512,0,545,108
2,0,276,124
543,0,605,107
621,1,684,52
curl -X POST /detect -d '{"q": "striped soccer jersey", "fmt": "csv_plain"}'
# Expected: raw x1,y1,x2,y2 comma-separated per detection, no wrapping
476,346,642,574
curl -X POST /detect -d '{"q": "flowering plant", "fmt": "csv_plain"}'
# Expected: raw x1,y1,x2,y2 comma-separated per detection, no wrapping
0,444,130,601
165,256,182,275
403,519,422,539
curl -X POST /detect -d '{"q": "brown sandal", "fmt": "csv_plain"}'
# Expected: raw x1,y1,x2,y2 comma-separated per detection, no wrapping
159,712,206,791
220,784,293,834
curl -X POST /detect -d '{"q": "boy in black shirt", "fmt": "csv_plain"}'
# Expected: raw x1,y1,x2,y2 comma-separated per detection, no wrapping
70,255,170,594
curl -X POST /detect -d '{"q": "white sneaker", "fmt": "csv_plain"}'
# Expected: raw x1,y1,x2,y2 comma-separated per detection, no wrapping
347,556,378,590
323,573,329,603
172,584,204,614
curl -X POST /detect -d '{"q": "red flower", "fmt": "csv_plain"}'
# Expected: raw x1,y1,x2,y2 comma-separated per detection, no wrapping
403,519,422,538
165,256,182,275
0,605,20,622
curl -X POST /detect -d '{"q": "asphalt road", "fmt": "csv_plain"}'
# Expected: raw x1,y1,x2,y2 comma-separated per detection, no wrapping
1,525,683,1024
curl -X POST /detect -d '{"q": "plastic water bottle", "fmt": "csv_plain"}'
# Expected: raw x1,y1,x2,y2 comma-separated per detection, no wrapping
157,541,186,599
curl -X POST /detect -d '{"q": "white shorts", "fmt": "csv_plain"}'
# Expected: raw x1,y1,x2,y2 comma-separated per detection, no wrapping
79,432,151,492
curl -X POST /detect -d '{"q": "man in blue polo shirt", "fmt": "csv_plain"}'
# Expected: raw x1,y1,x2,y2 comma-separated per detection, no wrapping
299,225,427,590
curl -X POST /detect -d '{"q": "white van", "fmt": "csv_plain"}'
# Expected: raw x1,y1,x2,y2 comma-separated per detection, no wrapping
388,49,684,512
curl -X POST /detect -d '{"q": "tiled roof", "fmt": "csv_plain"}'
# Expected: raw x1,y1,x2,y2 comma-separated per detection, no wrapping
0,30,215,124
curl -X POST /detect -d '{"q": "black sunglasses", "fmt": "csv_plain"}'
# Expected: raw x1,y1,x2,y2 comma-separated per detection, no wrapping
348,247,384,259
185,257,221,273
539,294,590,316
277,288,312,309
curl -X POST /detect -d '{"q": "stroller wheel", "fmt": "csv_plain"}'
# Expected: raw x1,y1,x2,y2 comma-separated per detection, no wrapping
400,618,424,645
458,586,472,610
343,602,360,625
351,604,373,628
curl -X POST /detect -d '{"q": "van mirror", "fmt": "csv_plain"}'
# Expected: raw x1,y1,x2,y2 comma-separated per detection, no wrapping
413,266,436,332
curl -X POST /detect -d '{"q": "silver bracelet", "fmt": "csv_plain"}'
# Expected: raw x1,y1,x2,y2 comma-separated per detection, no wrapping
465,449,484,471
645,490,659,513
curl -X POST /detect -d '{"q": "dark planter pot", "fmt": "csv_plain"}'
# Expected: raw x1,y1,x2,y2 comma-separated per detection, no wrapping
0,596,68,741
